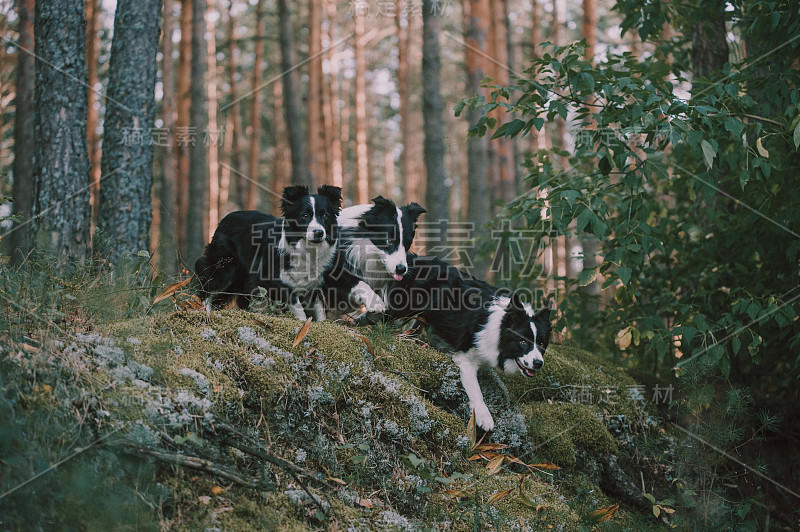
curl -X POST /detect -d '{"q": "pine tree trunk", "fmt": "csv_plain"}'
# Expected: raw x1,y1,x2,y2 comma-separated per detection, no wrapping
272,81,291,203
277,0,313,188
33,0,92,267
422,0,447,252
206,0,219,234
489,0,515,203
581,0,596,60
307,0,324,184
9,0,35,264
396,1,418,202
159,0,178,276
691,1,728,81
353,6,369,204
529,0,548,154
322,0,343,188
187,0,209,264
84,0,101,240
464,0,492,276
224,0,247,210
247,0,264,210
97,0,162,266
176,0,192,264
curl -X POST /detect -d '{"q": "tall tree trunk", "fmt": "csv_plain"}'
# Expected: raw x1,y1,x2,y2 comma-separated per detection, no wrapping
33,1,92,267
422,0,447,256
97,0,162,265
322,0,343,188
307,0,324,183
159,0,178,276
489,0,515,203
187,0,208,264
529,0,549,154
581,0,596,60
396,1,418,202
272,81,290,204
176,0,192,264
9,0,35,264
691,1,728,82
206,0,219,234
246,0,264,210
277,0,313,188
353,6,369,203
551,0,567,166
225,0,247,210
84,0,101,241
464,0,492,276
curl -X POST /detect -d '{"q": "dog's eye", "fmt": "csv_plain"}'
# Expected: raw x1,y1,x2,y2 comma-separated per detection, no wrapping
519,339,529,348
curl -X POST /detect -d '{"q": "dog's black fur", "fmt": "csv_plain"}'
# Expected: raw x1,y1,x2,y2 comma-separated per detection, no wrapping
194,185,342,320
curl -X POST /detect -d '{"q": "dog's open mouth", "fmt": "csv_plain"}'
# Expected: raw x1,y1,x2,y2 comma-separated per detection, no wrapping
515,358,536,378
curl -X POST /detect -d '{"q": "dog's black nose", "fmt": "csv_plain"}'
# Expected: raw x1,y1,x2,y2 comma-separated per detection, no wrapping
395,264,407,275
532,359,543,370
312,229,325,240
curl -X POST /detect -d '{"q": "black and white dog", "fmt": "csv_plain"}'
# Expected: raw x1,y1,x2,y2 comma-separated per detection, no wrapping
385,254,552,432
324,196,426,313
194,185,342,321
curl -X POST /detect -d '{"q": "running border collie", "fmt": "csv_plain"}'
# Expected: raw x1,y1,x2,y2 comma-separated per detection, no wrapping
385,254,552,432
194,185,342,321
324,196,426,313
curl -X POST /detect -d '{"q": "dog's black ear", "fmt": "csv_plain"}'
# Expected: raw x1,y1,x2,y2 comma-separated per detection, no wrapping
509,292,526,311
403,202,427,222
317,185,342,212
370,196,396,211
281,185,309,214
534,305,552,322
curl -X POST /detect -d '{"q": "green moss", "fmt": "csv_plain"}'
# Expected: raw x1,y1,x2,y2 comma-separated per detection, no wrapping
520,402,617,468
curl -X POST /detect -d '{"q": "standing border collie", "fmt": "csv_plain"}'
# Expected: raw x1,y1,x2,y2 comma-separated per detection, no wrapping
385,254,552,432
324,196,426,313
194,185,342,321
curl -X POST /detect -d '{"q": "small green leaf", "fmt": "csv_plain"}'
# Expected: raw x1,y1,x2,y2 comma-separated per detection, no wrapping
617,266,632,286
579,269,597,287
731,337,741,355
700,139,715,169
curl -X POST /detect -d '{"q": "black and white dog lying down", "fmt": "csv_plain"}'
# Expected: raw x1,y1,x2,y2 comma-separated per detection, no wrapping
194,185,342,321
324,196,426,313
385,254,552,432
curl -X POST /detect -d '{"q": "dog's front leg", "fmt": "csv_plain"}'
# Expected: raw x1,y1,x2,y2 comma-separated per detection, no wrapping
452,351,494,432
289,293,308,321
349,281,387,313
312,298,326,321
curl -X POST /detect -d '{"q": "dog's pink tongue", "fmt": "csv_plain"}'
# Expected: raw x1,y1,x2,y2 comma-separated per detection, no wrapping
392,273,404,281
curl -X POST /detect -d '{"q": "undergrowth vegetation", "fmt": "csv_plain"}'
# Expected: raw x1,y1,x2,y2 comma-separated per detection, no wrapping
0,256,682,530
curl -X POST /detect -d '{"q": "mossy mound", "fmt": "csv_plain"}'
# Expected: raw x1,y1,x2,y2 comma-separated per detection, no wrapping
1,308,669,530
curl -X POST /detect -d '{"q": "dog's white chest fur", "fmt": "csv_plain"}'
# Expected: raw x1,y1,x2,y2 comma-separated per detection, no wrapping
279,238,335,293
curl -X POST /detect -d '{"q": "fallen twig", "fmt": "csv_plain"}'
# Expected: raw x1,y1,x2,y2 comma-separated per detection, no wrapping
128,445,258,488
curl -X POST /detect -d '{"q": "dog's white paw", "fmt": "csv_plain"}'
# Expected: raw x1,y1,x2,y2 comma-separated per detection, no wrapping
473,405,494,432
351,282,386,313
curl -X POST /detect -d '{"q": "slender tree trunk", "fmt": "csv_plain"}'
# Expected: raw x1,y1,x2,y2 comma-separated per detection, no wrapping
187,0,208,264
272,81,291,203
529,0,549,154
159,0,178,276
225,0,247,210
97,0,162,265
396,1,418,202
339,73,352,198
33,1,92,267
464,0,492,276
422,0,447,257
691,1,728,82
489,0,515,203
581,0,596,60
307,0,324,183
176,0,192,263
9,0,35,264
84,0,101,241
323,0,343,188
277,0,313,188
353,6,369,203
247,0,264,209
206,0,219,233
